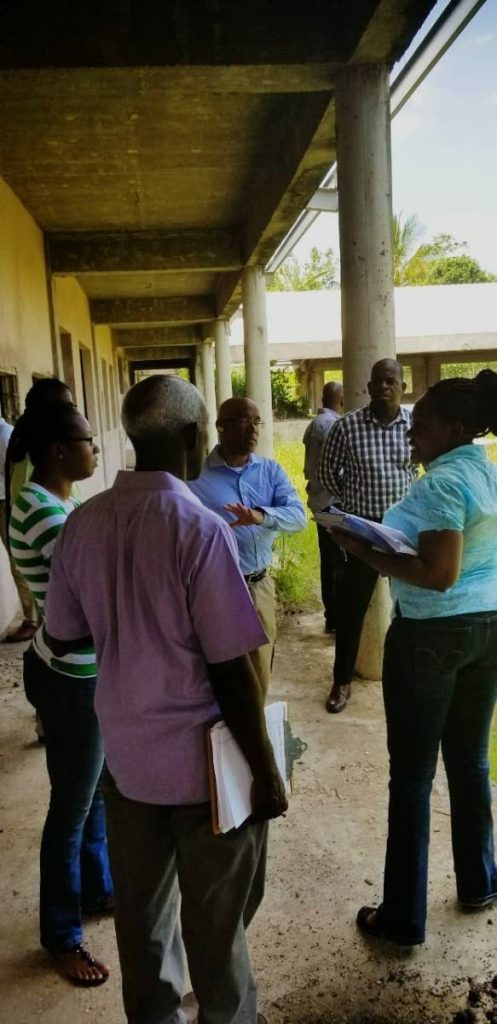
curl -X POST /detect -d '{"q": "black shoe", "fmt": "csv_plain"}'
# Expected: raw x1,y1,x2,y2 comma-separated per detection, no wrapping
356,905,424,946
325,684,351,713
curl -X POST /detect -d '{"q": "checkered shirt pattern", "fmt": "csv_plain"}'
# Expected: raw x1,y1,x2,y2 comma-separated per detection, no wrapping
318,405,414,520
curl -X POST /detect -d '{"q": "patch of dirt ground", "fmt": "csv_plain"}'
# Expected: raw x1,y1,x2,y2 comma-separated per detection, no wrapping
1,611,496,1023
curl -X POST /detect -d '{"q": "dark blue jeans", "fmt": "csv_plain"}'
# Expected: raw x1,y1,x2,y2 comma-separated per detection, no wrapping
24,648,113,952
380,612,497,944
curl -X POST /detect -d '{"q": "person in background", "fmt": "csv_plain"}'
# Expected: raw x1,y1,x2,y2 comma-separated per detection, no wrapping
318,359,413,713
44,375,287,1024
303,380,343,633
189,396,306,698
331,371,497,946
0,396,14,549
9,402,112,985
3,377,73,643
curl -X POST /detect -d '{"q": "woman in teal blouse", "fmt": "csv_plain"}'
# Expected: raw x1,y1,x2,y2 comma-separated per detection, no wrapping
333,369,497,946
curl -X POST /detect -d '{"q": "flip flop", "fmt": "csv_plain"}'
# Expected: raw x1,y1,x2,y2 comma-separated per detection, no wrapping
51,944,110,986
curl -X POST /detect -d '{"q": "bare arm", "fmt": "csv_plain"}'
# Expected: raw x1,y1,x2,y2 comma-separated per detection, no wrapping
331,528,463,592
207,655,288,822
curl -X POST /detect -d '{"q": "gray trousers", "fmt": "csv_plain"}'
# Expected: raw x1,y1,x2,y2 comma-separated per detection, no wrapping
103,770,268,1024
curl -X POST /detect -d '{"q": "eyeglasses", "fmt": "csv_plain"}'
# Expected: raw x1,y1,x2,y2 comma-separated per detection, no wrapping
218,418,264,428
63,436,95,446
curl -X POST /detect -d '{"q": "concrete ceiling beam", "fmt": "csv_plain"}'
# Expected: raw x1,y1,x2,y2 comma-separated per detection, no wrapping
216,94,335,316
48,229,242,274
113,327,202,348
306,187,338,213
91,296,214,326
117,346,197,362
0,4,398,69
350,0,436,64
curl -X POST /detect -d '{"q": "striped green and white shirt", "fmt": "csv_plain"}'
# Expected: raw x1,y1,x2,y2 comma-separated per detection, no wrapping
9,482,97,678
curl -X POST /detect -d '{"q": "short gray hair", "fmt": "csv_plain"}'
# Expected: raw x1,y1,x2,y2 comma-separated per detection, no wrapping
121,375,207,440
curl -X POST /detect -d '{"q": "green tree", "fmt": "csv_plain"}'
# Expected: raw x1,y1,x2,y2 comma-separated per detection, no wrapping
392,213,424,285
423,254,495,285
268,247,337,291
393,215,495,286
230,365,308,418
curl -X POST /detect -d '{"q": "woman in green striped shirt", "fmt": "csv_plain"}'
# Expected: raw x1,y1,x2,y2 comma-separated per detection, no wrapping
9,403,113,986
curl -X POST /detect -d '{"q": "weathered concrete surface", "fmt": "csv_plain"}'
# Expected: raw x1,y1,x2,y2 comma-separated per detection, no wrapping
1,613,496,1024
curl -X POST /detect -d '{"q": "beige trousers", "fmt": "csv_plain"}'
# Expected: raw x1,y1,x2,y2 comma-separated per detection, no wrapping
247,573,277,701
0,501,38,626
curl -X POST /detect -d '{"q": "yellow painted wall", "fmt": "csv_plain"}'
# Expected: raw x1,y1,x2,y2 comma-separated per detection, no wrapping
54,280,124,497
0,176,53,404
93,325,125,486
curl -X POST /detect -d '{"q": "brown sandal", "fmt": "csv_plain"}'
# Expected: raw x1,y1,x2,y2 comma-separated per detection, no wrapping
51,944,110,986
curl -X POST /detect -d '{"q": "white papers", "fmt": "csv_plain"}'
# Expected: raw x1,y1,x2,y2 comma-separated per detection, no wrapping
209,701,289,833
312,506,417,556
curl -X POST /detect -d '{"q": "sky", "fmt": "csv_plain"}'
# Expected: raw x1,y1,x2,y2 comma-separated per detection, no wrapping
293,0,497,274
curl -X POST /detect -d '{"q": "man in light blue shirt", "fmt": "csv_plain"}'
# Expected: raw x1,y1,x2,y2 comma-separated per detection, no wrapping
189,397,306,696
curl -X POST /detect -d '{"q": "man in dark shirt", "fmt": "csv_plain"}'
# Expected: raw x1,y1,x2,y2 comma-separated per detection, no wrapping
303,381,343,632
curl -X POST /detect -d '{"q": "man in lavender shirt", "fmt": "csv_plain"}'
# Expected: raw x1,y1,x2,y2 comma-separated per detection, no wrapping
45,375,287,1024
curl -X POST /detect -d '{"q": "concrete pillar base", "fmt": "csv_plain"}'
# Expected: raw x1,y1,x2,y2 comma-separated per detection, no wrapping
355,576,392,681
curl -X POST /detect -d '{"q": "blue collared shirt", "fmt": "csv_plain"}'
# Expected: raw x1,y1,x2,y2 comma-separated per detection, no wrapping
188,447,306,574
384,444,497,619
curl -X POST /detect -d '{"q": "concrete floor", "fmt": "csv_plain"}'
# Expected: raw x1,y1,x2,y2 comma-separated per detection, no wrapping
1,612,496,1024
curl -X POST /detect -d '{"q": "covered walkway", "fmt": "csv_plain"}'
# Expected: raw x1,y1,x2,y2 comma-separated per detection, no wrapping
1,615,495,1024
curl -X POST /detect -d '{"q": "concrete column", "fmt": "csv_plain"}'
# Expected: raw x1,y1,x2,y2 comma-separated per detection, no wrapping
201,340,218,451
311,367,324,412
336,64,395,681
213,319,232,406
194,346,204,393
241,266,273,456
336,64,396,412
411,358,429,401
427,359,441,387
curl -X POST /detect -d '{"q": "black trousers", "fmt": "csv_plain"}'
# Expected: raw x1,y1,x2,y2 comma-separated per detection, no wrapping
332,552,379,686
316,524,343,629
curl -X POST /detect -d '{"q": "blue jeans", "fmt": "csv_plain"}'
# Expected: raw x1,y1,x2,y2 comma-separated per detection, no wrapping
24,648,113,952
379,612,497,943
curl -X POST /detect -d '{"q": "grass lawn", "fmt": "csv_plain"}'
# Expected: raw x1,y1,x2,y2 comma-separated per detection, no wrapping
273,429,497,780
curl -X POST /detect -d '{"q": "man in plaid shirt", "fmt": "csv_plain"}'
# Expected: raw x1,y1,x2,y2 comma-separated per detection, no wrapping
318,359,414,713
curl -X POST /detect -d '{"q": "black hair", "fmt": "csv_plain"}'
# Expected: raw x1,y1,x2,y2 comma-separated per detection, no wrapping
24,377,71,411
423,369,497,438
10,403,81,467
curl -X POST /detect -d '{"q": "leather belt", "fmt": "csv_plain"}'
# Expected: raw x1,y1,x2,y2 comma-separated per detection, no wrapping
244,568,267,584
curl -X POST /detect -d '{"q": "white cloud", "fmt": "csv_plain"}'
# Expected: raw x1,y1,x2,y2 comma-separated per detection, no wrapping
466,31,494,47
392,111,424,142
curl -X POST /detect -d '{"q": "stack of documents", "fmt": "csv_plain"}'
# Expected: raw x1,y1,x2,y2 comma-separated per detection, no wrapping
208,701,289,834
312,506,417,556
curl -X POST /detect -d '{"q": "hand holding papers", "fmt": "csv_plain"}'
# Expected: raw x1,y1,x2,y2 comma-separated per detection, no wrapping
312,506,417,556
208,702,301,834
